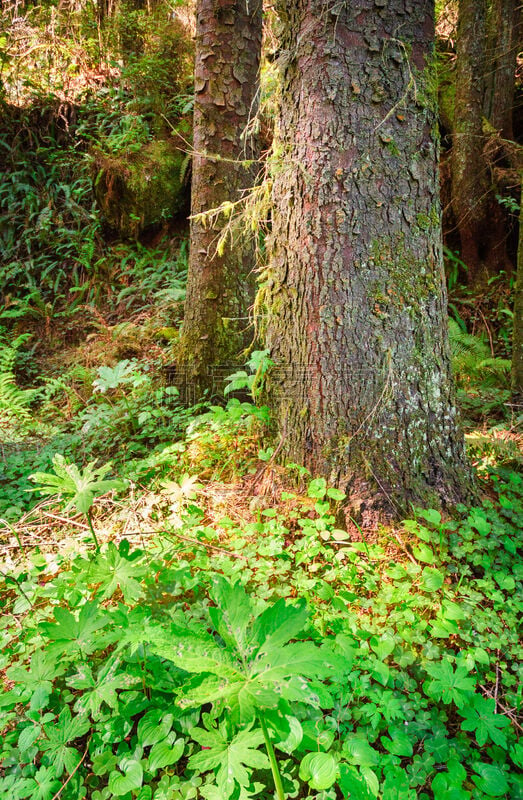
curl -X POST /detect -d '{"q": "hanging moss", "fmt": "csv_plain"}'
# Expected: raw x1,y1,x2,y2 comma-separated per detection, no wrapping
94,139,189,238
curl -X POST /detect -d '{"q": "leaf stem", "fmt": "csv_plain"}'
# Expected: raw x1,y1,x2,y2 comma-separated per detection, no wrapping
86,510,100,553
259,714,285,800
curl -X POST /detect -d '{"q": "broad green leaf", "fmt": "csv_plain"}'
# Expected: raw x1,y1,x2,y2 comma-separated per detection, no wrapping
301,721,335,752
253,641,337,682
148,735,184,772
370,659,390,686
421,567,444,591
308,477,327,499
69,660,137,718
417,508,442,526
430,616,460,638
370,633,395,660
382,766,411,800
327,487,346,501
361,766,380,797
108,759,144,796
381,729,413,757
441,600,467,621
178,673,245,708
137,709,174,747
339,765,374,800
413,543,436,564
274,716,303,754
29,766,60,800
343,737,380,767
148,625,241,678
471,763,509,796
92,751,118,776
511,742,523,768
7,649,65,692
299,751,338,790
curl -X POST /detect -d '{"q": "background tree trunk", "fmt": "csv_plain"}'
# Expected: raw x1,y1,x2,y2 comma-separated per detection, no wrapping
451,0,507,287
265,0,473,520
512,178,523,403
178,0,262,394
483,0,520,140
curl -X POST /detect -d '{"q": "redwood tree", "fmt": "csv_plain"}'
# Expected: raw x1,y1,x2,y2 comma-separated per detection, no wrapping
450,0,511,286
179,0,262,391
265,0,473,519
484,0,521,141
512,178,523,403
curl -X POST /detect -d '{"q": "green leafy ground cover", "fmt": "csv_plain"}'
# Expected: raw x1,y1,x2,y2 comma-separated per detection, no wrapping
1,398,522,799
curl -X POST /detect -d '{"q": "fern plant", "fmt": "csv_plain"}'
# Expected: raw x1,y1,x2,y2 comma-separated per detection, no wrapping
449,319,511,390
0,332,38,440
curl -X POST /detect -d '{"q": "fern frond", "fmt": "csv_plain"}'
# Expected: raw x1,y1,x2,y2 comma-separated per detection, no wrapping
448,319,508,391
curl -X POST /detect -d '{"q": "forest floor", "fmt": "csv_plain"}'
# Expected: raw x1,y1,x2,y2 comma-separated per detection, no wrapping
1,233,522,800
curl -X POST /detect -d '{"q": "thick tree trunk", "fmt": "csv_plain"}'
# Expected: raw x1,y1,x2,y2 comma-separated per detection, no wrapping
265,0,473,520
484,0,520,140
451,0,507,287
512,178,523,403
178,0,262,393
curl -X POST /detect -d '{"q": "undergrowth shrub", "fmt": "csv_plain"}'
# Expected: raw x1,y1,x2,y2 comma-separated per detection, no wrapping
0,469,521,799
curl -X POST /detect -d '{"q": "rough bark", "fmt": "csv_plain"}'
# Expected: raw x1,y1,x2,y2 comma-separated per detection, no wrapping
484,0,520,140
451,0,507,287
265,0,473,520
178,0,262,393
512,178,523,403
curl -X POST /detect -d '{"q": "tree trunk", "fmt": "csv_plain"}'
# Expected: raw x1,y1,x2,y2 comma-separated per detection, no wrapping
512,178,523,403
483,0,520,140
265,0,473,520
178,0,262,394
451,0,507,287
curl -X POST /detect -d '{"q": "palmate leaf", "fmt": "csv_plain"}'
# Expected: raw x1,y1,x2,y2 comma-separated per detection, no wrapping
147,624,243,680
7,649,66,696
459,695,511,747
251,596,309,653
188,722,269,799
40,706,90,777
40,601,113,659
423,661,476,708
87,542,146,603
209,575,255,656
145,578,340,724
68,660,138,719
27,766,61,800
30,454,127,514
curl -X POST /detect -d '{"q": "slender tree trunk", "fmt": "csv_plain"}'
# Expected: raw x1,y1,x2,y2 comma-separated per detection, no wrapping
178,0,262,393
451,0,507,287
265,0,473,520
484,0,520,140
512,178,523,403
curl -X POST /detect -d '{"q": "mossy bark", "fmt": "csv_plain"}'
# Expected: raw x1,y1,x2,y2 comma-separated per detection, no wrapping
94,140,188,238
512,178,523,403
265,0,473,520
451,0,507,287
178,0,262,392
